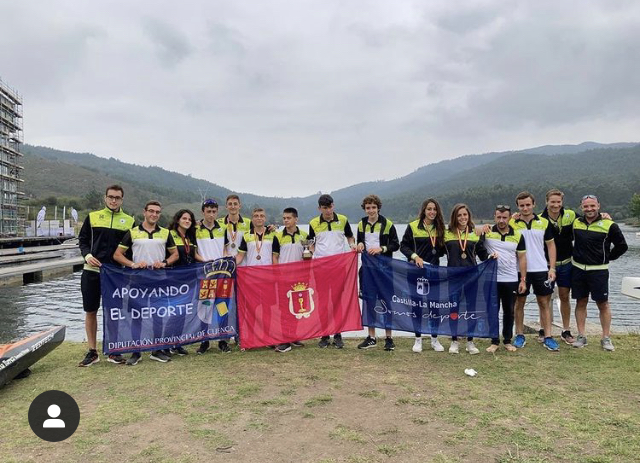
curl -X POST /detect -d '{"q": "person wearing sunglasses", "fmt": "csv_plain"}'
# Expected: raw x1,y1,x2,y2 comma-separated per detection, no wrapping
512,190,612,346
571,195,628,351
78,185,135,367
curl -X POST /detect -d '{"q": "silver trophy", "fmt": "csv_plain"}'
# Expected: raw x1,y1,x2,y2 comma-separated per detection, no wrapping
301,238,315,260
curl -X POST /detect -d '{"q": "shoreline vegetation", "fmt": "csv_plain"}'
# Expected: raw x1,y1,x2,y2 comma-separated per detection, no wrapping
2,336,640,462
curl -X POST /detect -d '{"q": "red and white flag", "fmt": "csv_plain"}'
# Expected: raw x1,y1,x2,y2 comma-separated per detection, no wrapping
236,252,361,349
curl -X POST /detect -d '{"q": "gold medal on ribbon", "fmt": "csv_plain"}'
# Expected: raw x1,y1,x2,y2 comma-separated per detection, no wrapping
425,223,437,255
228,221,238,248
457,228,469,260
254,232,264,261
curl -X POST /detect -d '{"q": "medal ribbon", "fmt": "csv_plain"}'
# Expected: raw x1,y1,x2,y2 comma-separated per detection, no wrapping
227,220,238,245
254,231,264,257
457,228,468,254
425,222,437,249
182,234,191,256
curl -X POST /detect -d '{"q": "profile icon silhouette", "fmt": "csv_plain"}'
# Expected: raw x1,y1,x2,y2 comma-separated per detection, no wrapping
29,390,80,441
43,404,65,428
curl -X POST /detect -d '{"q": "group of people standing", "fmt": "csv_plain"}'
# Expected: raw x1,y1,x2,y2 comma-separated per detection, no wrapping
77,185,628,367
395,190,628,355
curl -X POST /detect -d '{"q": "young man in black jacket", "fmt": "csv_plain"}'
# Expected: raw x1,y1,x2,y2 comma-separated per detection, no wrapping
355,195,400,351
78,185,135,367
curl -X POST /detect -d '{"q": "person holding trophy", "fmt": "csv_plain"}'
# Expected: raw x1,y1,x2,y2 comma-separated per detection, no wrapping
272,207,312,353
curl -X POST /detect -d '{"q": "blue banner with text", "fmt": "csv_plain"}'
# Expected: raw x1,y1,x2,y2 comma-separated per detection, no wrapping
101,258,237,354
361,254,499,338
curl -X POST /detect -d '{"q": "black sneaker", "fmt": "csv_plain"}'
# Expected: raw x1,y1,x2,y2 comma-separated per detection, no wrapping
318,336,331,348
384,337,395,351
162,349,173,357
150,350,171,363
561,330,575,345
78,349,99,367
107,354,126,364
333,334,344,349
218,340,232,353
291,341,304,347
275,343,292,353
357,336,377,349
196,341,210,355
170,346,189,356
126,352,141,366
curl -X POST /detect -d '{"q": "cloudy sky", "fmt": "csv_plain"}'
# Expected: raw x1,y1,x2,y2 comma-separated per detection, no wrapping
2,0,639,197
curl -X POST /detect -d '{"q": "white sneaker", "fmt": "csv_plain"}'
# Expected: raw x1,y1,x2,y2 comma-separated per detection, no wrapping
466,341,479,355
449,341,459,354
431,338,445,352
412,337,423,353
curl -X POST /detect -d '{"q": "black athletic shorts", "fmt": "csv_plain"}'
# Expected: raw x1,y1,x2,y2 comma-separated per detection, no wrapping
571,267,609,303
81,270,101,313
555,261,572,288
518,271,554,297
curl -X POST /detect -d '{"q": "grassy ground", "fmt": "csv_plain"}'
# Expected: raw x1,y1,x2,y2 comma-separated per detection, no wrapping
1,335,640,463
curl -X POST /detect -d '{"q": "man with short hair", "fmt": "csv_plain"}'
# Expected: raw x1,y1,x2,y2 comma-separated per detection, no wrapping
510,192,559,352
541,189,578,345
217,194,252,353
483,205,527,353
78,185,135,367
113,201,179,365
571,195,627,351
356,195,400,351
236,208,279,267
273,207,308,353
194,199,228,354
196,199,227,261
308,194,355,348
219,195,252,257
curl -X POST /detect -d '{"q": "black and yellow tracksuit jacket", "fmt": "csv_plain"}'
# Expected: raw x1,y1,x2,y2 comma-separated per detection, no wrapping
78,206,135,272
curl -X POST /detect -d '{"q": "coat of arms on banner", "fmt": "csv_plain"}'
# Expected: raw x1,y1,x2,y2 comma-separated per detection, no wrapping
286,282,315,319
417,277,430,296
197,278,233,323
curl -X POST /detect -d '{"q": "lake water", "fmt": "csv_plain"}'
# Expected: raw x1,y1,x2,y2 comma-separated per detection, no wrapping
1,224,638,343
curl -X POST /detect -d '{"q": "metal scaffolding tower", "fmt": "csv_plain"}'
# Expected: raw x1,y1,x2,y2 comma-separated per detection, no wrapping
0,76,24,237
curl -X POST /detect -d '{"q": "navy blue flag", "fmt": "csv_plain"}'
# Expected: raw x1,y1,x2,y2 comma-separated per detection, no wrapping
361,254,499,338
101,258,237,354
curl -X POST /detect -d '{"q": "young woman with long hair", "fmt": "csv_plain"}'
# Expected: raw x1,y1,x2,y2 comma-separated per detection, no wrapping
400,198,446,353
166,209,205,356
444,203,494,354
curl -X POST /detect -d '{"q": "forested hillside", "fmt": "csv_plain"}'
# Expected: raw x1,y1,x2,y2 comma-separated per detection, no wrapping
20,142,640,223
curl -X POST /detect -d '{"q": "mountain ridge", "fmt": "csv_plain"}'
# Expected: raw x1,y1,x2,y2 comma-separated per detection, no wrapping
21,142,640,221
